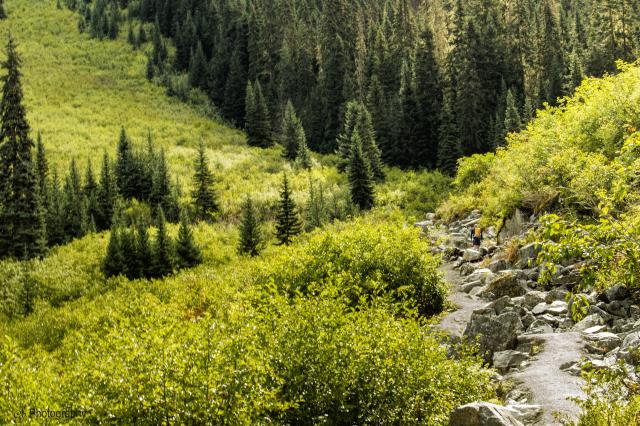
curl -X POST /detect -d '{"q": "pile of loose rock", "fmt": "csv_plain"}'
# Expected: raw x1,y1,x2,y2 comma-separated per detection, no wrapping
416,210,640,425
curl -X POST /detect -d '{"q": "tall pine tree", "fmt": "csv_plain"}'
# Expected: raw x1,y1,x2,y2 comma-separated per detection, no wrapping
347,131,375,211
0,36,46,259
191,142,219,222
238,195,263,256
274,173,302,245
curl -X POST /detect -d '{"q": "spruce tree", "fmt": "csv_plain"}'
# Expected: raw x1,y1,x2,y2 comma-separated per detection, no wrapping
115,127,137,199
62,159,85,240
305,178,326,230
245,80,272,148
135,221,152,279
281,100,310,168
337,101,384,180
0,35,46,259
46,170,65,246
84,159,100,228
503,89,522,137
437,90,462,176
274,173,302,245
151,207,174,277
188,41,207,89
102,223,124,278
347,131,375,211
97,151,118,231
0,0,7,20
191,142,219,222
150,148,171,214
175,210,202,269
238,195,263,256
35,132,48,198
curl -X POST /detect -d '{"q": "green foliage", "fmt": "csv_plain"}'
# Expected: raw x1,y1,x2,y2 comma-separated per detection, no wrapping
441,63,640,223
258,218,448,317
538,192,640,291
570,362,640,426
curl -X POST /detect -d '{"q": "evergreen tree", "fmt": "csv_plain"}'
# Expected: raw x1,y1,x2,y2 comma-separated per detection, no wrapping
305,178,326,230
102,222,124,278
347,131,375,211
281,100,310,167
0,0,6,20
245,80,272,148
337,101,384,180
115,127,138,199
175,210,202,269
134,221,152,279
437,89,462,176
151,207,173,277
188,41,207,89
46,170,65,246
35,131,48,202
503,89,522,137
238,195,263,256
222,38,248,126
84,159,100,229
414,28,442,169
138,23,147,45
274,173,302,245
62,159,85,240
0,35,46,259
97,151,118,231
127,21,136,47
191,142,219,222
150,148,171,215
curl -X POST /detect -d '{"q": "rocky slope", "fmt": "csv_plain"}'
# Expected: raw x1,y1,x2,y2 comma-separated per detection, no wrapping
418,210,640,425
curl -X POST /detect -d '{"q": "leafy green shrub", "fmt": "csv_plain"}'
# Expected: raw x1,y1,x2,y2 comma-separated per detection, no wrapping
454,153,495,191
440,63,640,224
378,169,452,216
569,362,640,426
256,218,447,316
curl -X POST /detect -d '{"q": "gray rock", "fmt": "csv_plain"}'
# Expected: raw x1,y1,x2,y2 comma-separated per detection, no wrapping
604,284,628,302
582,325,608,334
630,305,640,318
449,402,524,426
515,243,540,269
521,311,536,329
523,291,547,310
546,288,569,303
461,263,477,276
585,332,622,354
497,208,527,245
470,285,487,297
573,314,605,331
462,280,485,294
490,296,515,315
493,350,529,373
605,300,629,317
617,331,640,363
539,313,560,326
481,272,529,299
557,318,574,330
487,259,510,273
532,300,568,316
526,320,554,334
466,268,495,284
464,249,483,262
464,311,524,362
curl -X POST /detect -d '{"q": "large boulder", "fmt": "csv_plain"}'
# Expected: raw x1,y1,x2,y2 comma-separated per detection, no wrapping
604,284,628,302
487,259,510,273
480,272,528,299
466,268,495,284
514,243,540,269
449,402,542,426
464,310,524,363
585,332,622,354
523,291,547,310
493,350,529,373
573,313,605,331
532,300,568,316
497,208,527,245
464,249,483,262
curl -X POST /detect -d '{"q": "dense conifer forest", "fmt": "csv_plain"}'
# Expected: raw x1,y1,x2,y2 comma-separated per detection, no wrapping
68,0,640,172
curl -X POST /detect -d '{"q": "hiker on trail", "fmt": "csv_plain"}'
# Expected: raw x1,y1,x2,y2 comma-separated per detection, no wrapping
470,225,483,249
